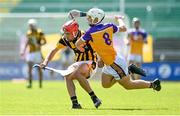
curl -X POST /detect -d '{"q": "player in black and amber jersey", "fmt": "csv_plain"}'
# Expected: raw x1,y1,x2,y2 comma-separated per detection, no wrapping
40,20,101,109
21,19,46,88
57,27,97,63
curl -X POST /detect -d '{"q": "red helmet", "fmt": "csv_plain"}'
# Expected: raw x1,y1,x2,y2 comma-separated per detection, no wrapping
62,20,79,37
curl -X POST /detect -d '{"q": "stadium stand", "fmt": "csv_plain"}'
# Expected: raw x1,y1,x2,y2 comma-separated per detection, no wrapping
1,0,180,38
0,0,180,62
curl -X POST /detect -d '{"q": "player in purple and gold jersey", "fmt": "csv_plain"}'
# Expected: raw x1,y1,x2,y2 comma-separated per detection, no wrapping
75,8,161,92
127,17,148,79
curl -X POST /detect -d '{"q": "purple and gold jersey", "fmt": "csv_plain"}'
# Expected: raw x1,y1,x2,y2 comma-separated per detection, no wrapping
128,28,147,55
82,23,119,65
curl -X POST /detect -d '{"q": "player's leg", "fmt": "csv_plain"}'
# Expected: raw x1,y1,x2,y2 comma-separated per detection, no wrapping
37,67,43,88
72,63,101,108
27,61,33,88
129,60,136,80
101,73,116,88
133,62,141,79
71,63,92,92
130,55,143,80
118,75,150,89
128,63,146,77
65,75,81,109
101,64,155,90
110,55,161,91
37,51,43,88
117,75,161,91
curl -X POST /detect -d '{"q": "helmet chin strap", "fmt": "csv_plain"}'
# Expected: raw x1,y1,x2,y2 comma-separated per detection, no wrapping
89,24,95,27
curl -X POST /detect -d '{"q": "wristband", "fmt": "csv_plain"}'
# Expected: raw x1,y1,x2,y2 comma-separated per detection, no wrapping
80,12,87,17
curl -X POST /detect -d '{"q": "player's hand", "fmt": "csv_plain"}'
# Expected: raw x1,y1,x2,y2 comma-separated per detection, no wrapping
20,52,24,57
20,52,26,58
39,62,47,69
79,47,85,52
68,9,81,19
78,43,86,52
115,15,125,21
98,59,104,68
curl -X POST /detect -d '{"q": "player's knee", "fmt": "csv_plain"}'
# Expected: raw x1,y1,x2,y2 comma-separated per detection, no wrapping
102,84,109,88
72,70,88,80
77,64,90,77
79,64,89,72
101,82,111,88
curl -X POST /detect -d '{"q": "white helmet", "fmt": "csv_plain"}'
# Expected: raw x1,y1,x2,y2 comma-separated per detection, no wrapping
132,17,140,24
87,8,105,25
28,19,37,26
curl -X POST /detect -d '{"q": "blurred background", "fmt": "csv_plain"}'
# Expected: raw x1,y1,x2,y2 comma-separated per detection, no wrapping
0,0,180,81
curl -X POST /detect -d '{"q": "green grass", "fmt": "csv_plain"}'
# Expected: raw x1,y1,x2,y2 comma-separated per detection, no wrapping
0,81,180,115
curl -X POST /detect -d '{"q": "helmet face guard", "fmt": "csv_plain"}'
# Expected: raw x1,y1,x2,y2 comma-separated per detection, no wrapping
62,20,79,40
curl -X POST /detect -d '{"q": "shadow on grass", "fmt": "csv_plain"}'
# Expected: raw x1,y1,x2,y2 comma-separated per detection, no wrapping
82,107,168,111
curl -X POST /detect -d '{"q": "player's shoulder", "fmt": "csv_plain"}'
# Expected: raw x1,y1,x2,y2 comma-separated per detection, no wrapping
139,28,147,33
86,23,106,33
59,34,65,41
37,28,44,34
84,26,94,35
104,22,115,26
57,35,66,45
128,28,135,33
80,30,85,35
27,30,32,36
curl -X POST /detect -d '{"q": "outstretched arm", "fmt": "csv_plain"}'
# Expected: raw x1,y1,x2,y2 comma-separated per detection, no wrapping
115,16,127,32
40,47,60,68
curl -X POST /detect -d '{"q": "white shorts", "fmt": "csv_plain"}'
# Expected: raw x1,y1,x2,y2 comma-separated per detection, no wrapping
26,51,42,63
102,55,129,80
65,61,98,78
128,54,142,63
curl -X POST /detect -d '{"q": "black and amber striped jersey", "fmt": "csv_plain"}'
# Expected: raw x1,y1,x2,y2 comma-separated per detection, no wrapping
56,30,97,62
26,28,45,52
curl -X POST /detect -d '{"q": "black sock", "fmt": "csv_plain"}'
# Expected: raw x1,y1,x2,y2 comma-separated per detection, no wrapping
89,91,97,103
39,80,42,88
71,96,78,105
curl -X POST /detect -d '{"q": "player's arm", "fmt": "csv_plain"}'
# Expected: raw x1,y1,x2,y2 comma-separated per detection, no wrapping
115,16,127,32
75,38,86,52
68,9,87,19
126,32,131,46
98,58,104,68
144,38,148,44
143,31,148,44
40,43,66,68
20,35,29,56
75,31,92,52
40,47,59,68
39,32,46,45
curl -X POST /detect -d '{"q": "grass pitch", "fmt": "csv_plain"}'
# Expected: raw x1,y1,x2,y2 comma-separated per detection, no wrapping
0,80,180,115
